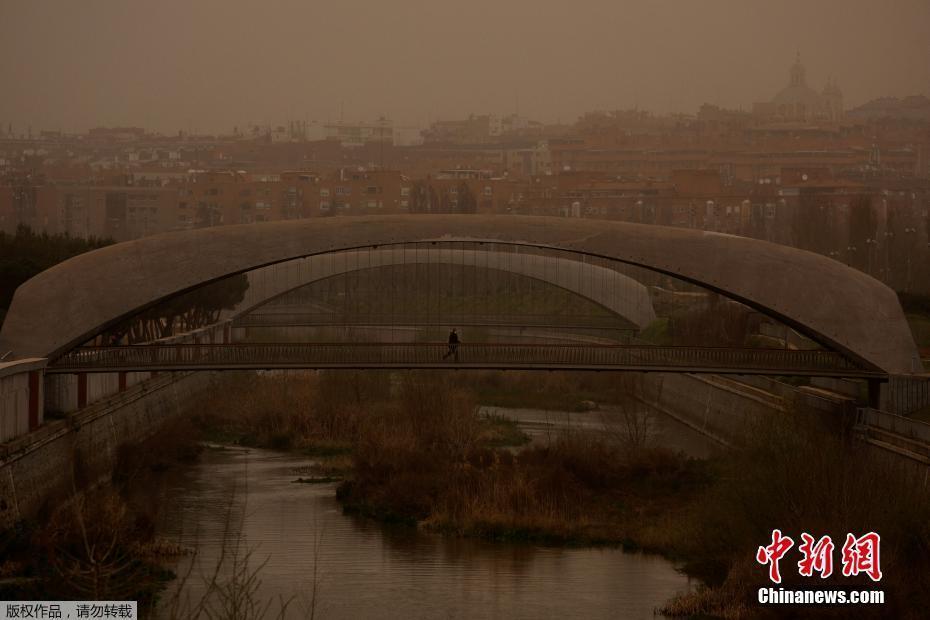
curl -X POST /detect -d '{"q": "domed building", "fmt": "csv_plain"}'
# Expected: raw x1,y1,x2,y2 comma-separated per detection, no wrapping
754,54,844,122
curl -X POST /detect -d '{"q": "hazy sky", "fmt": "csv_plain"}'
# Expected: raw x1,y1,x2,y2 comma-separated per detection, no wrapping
1,0,928,134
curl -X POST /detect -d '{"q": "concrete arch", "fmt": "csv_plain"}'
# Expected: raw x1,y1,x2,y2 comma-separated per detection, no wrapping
0,215,920,374
226,248,656,329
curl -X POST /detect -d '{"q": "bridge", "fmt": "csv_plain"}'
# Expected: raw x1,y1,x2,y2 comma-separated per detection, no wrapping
0,215,922,388
47,342,875,377
4,213,929,531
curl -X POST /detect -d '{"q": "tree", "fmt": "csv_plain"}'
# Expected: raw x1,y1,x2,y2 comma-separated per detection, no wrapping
0,225,113,326
410,180,438,213
457,182,477,214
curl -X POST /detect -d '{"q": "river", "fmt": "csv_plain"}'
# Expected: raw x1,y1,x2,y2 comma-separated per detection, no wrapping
153,407,718,619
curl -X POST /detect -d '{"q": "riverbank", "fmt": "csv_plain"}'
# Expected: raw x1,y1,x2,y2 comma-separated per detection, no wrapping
22,369,923,619
187,371,529,467
153,444,693,620
187,371,706,543
190,370,930,619
0,419,201,606
188,373,716,604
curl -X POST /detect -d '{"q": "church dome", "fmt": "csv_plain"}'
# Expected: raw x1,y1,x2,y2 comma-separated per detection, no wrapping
773,83,825,107
770,53,828,113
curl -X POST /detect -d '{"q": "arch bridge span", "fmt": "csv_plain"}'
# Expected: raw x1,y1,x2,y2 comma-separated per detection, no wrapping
0,215,920,377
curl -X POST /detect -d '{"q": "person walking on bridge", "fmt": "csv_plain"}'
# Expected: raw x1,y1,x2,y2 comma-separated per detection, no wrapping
443,328,460,362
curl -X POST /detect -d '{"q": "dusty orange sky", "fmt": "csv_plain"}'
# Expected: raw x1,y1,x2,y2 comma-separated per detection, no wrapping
1,0,928,133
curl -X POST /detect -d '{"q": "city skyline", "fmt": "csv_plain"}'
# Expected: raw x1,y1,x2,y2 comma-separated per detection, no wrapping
2,0,929,134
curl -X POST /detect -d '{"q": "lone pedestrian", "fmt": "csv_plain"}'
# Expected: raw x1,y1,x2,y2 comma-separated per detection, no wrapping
443,328,460,362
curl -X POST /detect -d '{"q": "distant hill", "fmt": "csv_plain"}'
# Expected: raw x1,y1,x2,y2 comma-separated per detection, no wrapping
847,95,930,121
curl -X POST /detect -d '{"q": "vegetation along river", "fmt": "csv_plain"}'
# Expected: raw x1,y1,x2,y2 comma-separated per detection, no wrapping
153,405,718,619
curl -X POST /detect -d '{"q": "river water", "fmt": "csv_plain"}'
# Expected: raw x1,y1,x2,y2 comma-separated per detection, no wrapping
153,407,718,619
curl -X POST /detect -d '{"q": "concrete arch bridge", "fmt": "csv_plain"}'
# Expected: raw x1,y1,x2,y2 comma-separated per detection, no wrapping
0,216,921,389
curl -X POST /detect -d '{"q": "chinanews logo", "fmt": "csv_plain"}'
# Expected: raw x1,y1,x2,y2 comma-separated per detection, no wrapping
754,529,885,607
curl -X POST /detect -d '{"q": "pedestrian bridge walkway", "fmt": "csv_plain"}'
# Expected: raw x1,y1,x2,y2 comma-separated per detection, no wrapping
47,342,880,377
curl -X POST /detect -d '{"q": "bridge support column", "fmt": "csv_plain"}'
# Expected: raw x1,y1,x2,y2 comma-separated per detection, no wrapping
118,371,127,392
77,373,87,409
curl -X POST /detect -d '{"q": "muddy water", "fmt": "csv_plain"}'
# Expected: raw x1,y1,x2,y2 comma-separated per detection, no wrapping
154,408,711,619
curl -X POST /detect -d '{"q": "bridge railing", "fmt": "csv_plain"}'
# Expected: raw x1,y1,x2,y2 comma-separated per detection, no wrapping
49,343,868,375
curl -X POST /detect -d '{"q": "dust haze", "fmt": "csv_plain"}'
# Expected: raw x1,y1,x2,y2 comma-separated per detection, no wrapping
1,0,928,133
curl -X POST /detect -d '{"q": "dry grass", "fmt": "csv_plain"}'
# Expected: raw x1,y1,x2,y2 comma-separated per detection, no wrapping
330,373,930,618
36,489,167,601
0,415,206,603
189,371,391,452
339,373,704,542
655,410,930,619
422,435,698,542
183,370,930,617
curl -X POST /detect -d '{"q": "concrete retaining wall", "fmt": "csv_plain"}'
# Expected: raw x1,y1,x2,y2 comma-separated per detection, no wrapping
631,372,860,446
631,372,789,445
0,370,215,530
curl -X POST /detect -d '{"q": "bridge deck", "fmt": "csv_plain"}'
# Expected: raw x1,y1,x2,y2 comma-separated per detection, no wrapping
47,343,882,378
